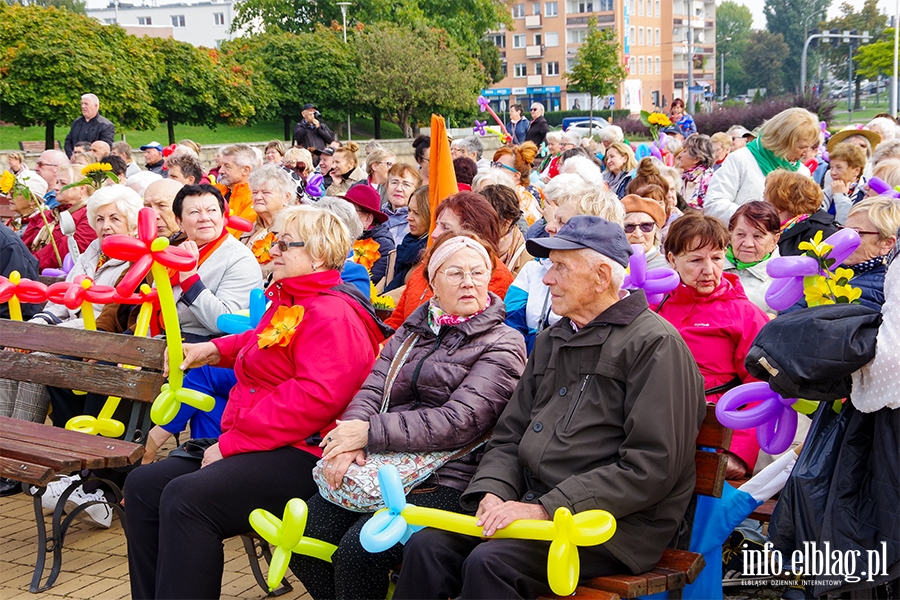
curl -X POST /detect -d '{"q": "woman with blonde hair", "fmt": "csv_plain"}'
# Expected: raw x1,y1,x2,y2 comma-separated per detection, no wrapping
492,142,543,226
364,147,396,192
326,142,366,196
705,107,819,221
603,140,637,198
264,141,285,164
710,132,732,170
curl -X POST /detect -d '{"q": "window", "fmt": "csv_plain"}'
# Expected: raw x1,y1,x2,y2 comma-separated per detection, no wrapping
534,33,542,45
655,56,661,74
628,56,635,74
547,61,560,76
513,34,526,48
655,28,660,45
501,62,508,76
655,0,660,16
647,0,652,17
535,62,543,75
487,33,506,48
171,14,185,27
638,27,643,46
533,2,541,14
578,0,592,12
213,12,225,25
103,17,115,23
567,57,576,72
545,1,558,16
637,0,643,15
628,0,635,15
640,57,646,74
629,26,635,44
568,28,588,44
545,31,559,46
137,16,151,24
599,0,613,10
515,63,528,77
512,4,525,18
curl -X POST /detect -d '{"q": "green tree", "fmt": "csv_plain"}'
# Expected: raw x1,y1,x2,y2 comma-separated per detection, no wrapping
222,27,359,141
354,22,486,137
740,30,790,94
856,27,896,78
0,3,158,149
2,0,85,14
143,37,260,144
820,0,887,109
565,19,627,123
763,0,831,92
716,1,752,97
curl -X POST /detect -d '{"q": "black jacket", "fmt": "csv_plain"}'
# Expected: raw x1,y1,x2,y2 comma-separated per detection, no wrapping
525,115,549,148
777,209,840,257
292,119,335,152
360,222,396,286
64,115,115,158
0,225,41,320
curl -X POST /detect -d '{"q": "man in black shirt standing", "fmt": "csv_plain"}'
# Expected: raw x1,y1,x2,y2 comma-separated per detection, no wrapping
292,103,335,154
64,94,115,158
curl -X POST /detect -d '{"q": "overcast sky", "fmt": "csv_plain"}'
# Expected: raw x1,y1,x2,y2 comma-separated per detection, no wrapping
725,0,898,30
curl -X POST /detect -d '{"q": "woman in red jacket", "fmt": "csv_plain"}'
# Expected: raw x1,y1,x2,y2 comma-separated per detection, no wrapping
125,205,389,600
655,212,769,478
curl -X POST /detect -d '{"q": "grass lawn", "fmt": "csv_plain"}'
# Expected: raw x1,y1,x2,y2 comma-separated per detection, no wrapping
0,117,407,151
829,96,892,125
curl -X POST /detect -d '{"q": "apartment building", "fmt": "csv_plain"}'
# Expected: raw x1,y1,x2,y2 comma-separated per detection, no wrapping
482,0,716,116
87,0,240,48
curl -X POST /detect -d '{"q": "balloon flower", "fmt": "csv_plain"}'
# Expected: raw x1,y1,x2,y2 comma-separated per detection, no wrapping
359,466,617,597
101,208,214,426
65,285,158,438
0,272,49,321
45,276,117,332
217,288,267,334
473,120,487,136
715,382,818,455
764,228,861,311
476,96,512,144
867,176,900,199
224,200,253,233
306,173,325,198
622,245,680,304
634,143,662,162
41,253,76,278
249,498,337,592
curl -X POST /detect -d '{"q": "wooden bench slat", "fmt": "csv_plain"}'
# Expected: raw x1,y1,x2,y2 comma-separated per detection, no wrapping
1,417,144,465
641,570,669,595
649,566,686,591
0,457,55,487
0,438,85,471
694,450,727,498
696,404,732,450
0,352,165,402
1,426,143,468
657,548,705,584
0,321,167,370
584,573,647,597
543,587,621,600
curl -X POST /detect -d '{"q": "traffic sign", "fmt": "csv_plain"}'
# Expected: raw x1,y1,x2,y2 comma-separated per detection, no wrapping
609,96,616,107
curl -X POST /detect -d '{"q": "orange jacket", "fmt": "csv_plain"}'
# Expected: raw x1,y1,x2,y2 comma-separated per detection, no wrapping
216,181,256,238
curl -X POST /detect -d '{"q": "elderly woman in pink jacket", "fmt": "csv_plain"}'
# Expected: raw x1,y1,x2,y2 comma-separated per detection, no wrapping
655,212,769,478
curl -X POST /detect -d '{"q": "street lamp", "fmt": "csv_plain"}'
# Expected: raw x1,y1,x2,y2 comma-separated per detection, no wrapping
719,36,731,102
337,2,353,141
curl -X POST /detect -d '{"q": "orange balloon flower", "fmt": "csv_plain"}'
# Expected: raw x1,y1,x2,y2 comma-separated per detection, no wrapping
352,239,382,272
257,305,305,349
252,232,277,265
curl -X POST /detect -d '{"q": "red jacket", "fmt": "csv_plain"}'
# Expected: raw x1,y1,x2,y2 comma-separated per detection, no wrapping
656,272,769,470
212,270,384,458
21,206,96,271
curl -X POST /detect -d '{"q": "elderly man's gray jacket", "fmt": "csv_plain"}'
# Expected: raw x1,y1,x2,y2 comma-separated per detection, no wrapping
461,290,706,574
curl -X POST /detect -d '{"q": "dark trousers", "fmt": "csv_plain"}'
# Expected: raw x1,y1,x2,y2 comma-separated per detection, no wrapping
392,527,626,600
124,446,319,599
290,484,462,599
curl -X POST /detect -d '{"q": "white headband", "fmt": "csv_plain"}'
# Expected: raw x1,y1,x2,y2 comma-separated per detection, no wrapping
428,236,492,285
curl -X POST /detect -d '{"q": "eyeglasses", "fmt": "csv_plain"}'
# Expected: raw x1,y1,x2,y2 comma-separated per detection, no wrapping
530,108,539,112
490,161,519,174
439,267,490,286
37,162,59,169
623,222,656,234
272,239,306,252
844,227,881,236
561,143,576,149
389,179,416,191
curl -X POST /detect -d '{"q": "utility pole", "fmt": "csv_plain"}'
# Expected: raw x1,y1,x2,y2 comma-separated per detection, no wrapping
687,1,693,111
893,1,899,117
337,2,353,141
719,37,731,102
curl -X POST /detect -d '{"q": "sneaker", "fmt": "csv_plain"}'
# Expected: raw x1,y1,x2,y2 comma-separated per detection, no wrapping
30,474,81,513
65,488,112,528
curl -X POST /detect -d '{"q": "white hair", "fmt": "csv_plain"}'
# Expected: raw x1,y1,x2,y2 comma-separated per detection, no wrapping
171,145,199,159
221,144,259,170
558,156,605,188
81,93,99,106
472,168,516,191
125,171,163,197
872,138,900,166
584,249,626,291
86,184,143,233
551,180,625,225
599,126,624,144
317,196,364,240
562,130,584,145
867,117,900,143
248,164,297,204
545,130,564,144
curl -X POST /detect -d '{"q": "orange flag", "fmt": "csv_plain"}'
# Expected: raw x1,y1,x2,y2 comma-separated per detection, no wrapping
428,114,458,245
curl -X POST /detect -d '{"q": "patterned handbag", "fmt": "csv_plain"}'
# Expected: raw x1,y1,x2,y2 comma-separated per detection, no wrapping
313,332,489,513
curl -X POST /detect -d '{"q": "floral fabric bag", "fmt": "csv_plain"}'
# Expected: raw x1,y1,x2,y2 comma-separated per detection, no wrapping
313,332,490,513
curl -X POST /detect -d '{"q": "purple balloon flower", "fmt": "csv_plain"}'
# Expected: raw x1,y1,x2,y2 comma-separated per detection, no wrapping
474,120,487,136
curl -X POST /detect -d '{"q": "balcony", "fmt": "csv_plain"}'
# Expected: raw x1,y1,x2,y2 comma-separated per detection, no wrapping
527,75,543,86
526,44,544,58
566,13,613,25
525,14,541,28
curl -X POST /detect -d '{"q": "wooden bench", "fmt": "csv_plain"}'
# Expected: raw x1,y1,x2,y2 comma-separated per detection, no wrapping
0,320,167,444
18,141,61,152
0,416,144,592
545,404,732,600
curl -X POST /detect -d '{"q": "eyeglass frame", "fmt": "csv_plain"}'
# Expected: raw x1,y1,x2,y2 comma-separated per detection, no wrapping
490,160,519,175
438,267,491,286
272,239,306,252
623,222,657,234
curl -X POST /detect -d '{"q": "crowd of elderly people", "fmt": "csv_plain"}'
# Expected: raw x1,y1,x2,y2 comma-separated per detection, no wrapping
1,99,898,600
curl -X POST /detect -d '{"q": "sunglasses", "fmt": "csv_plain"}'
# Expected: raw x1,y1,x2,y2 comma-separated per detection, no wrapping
272,239,306,252
490,161,519,174
623,222,656,234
